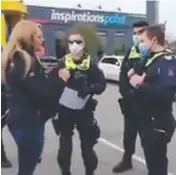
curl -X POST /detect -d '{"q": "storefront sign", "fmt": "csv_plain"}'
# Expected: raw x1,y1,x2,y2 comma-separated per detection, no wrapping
50,9,127,25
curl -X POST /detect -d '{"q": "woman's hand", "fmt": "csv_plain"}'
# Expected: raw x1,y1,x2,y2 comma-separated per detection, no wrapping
58,68,70,82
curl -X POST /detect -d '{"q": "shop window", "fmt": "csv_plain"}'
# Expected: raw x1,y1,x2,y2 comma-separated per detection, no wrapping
114,32,125,55
5,14,22,40
5,15,12,40
96,31,107,59
97,31,107,50
54,29,68,59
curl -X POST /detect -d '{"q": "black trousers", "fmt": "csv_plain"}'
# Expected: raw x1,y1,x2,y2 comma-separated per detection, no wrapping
123,115,139,156
123,100,144,157
57,109,100,173
141,125,168,175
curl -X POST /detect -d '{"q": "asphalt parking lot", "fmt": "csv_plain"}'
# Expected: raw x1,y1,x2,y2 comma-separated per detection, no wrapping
2,83,176,175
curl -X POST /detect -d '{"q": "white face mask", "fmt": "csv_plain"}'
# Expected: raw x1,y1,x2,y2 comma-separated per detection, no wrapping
68,34,85,55
133,34,141,45
68,42,84,54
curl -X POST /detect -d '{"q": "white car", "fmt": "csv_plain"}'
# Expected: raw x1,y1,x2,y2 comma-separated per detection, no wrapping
98,55,123,82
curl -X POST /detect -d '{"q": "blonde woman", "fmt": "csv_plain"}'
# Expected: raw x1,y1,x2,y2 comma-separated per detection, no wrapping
1,20,61,175
36,24,46,57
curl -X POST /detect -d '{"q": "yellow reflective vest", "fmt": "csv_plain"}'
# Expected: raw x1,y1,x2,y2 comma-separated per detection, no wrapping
145,52,168,67
128,46,141,60
64,54,91,71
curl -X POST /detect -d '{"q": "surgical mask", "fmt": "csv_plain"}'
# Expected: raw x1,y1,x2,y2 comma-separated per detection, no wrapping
68,42,84,55
138,42,151,58
133,34,141,45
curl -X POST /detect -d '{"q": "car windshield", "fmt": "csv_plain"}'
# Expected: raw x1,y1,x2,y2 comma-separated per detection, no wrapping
101,57,120,66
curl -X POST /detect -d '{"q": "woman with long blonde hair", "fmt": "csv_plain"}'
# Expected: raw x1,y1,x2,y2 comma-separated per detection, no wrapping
1,20,61,175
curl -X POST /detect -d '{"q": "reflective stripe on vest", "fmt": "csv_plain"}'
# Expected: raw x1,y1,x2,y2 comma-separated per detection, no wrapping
65,54,91,70
128,46,141,60
145,52,167,67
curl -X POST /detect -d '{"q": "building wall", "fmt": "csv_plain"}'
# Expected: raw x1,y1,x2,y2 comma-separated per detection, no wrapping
146,0,159,25
27,6,146,57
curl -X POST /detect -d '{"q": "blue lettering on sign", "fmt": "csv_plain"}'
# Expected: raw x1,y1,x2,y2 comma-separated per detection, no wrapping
50,9,127,25
104,15,126,25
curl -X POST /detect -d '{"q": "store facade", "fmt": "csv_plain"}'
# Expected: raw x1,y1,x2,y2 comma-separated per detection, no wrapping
27,5,146,57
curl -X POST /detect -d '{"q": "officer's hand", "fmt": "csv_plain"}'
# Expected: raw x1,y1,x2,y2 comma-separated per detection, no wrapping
78,86,91,98
129,73,146,88
127,68,135,78
58,68,70,82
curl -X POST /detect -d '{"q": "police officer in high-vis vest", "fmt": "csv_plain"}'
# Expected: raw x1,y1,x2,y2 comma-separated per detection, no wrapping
54,31,106,175
113,21,149,173
129,25,176,175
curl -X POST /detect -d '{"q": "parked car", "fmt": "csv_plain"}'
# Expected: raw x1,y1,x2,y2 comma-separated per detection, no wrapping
98,55,123,82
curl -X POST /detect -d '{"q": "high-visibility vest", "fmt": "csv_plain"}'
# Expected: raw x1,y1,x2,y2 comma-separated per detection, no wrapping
128,46,141,60
65,54,91,70
145,52,168,67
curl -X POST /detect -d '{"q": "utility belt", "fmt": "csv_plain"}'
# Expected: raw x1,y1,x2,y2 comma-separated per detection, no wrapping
58,97,98,113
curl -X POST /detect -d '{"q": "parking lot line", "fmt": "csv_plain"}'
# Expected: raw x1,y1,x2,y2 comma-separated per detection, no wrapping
99,138,175,175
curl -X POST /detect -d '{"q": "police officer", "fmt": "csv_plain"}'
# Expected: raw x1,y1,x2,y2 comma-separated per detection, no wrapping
129,25,176,175
1,20,61,175
54,31,106,175
1,84,12,168
113,21,149,173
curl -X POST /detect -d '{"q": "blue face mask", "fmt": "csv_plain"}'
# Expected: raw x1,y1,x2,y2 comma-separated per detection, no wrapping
132,34,141,46
138,42,151,58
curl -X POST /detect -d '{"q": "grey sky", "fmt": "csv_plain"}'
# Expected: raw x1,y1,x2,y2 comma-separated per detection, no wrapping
24,0,176,38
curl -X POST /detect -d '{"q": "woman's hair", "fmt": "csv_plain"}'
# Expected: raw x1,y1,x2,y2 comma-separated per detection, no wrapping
1,20,39,83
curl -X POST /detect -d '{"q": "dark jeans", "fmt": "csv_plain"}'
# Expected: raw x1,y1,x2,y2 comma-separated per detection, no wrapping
141,126,168,175
1,131,7,161
57,109,100,173
1,114,7,161
8,124,45,175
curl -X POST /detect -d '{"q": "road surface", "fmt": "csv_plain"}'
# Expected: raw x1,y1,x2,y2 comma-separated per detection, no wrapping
2,83,176,175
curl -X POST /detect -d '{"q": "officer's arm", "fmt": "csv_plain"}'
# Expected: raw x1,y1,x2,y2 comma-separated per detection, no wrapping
119,48,131,97
138,57,176,101
89,63,107,95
